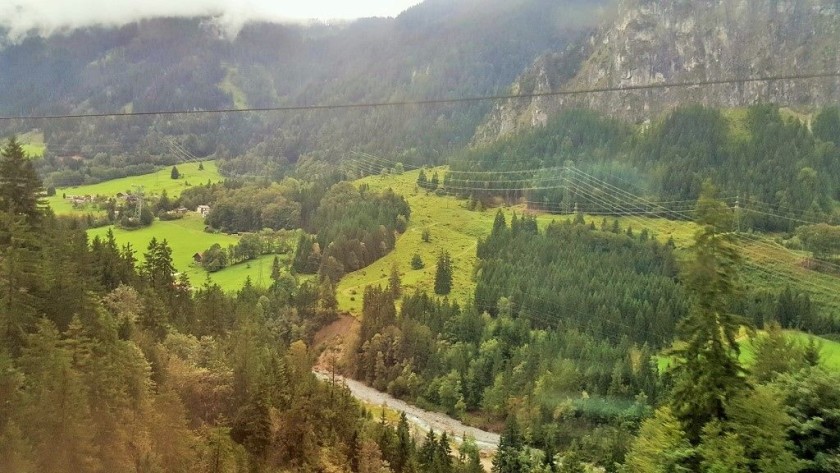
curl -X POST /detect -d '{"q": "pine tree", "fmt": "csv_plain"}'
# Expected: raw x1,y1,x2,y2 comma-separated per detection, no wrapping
349,430,361,473
389,263,401,298
510,212,520,234
143,238,176,295
803,337,822,367
156,190,172,214
434,251,452,295
394,412,415,473
419,429,438,471
18,319,100,473
0,137,45,226
670,181,749,441
417,170,428,189
492,209,507,236
0,212,40,350
435,431,453,473
319,276,338,311
410,253,424,270
623,406,692,473
170,165,180,179
0,139,45,350
492,417,525,473
270,256,282,282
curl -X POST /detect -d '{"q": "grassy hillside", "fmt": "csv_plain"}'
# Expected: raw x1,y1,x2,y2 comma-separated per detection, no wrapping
47,160,222,215
43,160,279,291
597,213,840,318
340,169,840,319
659,330,840,372
341,169,840,380
219,66,248,109
87,213,292,291
15,130,46,158
338,168,569,313
740,330,840,371
338,168,493,313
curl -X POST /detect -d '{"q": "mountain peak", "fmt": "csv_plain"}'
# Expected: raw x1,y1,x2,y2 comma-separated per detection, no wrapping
474,0,840,144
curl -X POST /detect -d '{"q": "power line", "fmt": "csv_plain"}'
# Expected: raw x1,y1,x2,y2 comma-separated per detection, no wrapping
3,71,840,121
346,157,840,306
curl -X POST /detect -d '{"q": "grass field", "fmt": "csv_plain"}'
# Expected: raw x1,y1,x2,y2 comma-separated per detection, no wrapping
16,130,46,158
47,161,222,215
337,168,490,313
338,168,840,378
42,160,296,292
219,66,248,109
336,168,560,314
338,168,840,321
740,330,840,371
585,213,840,317
657,330,840,373
87,213,287,291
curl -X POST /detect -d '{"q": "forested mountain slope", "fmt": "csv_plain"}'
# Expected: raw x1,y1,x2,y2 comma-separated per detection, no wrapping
475,0,840,143
0,0,612,184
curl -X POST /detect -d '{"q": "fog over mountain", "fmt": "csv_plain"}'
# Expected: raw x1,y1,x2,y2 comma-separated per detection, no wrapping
0,0,614,185
0,0,423,40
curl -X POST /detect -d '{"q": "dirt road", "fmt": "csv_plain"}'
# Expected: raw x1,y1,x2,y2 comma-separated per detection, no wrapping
314,371,500,452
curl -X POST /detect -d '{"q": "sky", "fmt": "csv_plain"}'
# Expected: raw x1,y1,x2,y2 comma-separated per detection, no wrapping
0,0,424,40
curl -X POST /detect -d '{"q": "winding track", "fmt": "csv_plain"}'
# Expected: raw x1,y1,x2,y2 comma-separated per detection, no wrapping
313,371,501,452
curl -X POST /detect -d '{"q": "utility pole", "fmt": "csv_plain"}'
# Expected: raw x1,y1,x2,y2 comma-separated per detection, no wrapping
734,196,741,233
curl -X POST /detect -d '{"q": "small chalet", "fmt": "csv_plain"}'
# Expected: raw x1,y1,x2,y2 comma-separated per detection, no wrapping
196,205,211,217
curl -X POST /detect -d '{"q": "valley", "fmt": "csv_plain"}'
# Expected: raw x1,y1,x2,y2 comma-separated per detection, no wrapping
2,0,840,471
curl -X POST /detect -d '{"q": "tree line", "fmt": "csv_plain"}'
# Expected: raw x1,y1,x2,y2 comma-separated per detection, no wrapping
0,137,482,473
350,212,683,467
293,182,411,283
449,105,840,232
348,187,840,471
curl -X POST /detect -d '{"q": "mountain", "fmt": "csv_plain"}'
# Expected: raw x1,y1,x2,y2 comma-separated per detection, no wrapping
474,0,840,144
0,0,613,184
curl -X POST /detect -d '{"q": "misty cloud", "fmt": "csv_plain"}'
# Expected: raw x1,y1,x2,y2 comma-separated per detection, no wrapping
0,0,421,41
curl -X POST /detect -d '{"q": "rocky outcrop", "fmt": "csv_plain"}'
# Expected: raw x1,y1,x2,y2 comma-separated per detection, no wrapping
474,0,840,144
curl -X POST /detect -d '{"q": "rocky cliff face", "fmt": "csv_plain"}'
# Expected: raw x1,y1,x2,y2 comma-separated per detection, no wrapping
474,0,840,144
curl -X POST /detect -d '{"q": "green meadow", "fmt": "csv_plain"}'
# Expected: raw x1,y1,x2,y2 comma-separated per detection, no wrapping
740,330,840,371
47,160,222,215
40,160,323,292
660,331,840,373
338,168,840,321
340,169,840,376
337,167,489,313
337,167,558,314
15,130,47,158
44,160,266,290
44,162,840,318
86,214,289,291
